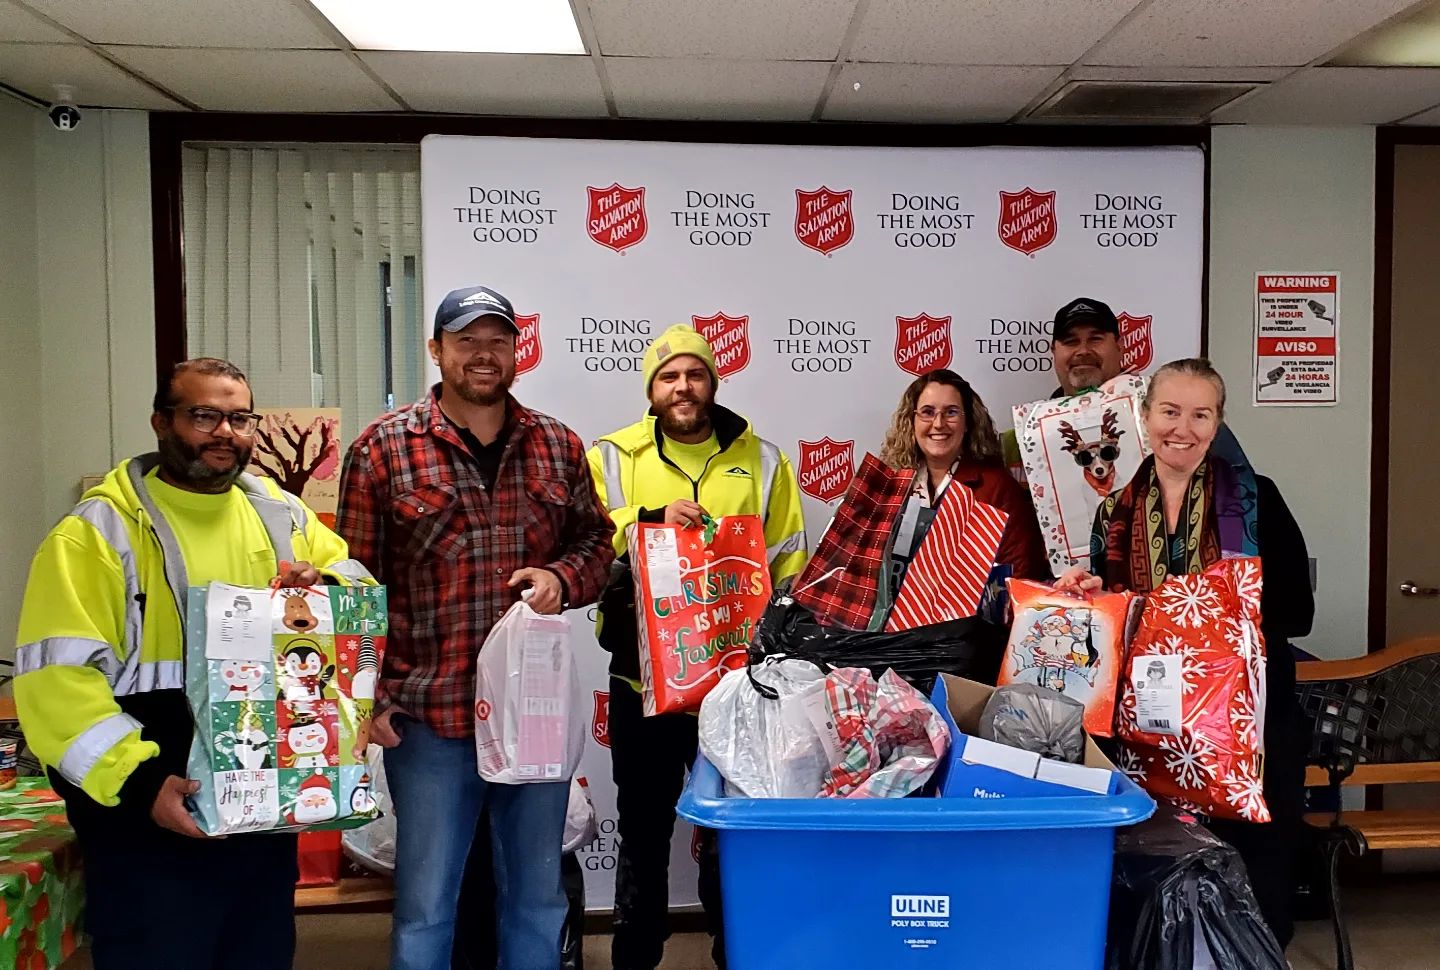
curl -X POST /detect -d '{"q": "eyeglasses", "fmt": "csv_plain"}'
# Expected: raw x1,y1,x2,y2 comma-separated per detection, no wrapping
1071,445,1120,467
914,405,963,423
164,406,261,436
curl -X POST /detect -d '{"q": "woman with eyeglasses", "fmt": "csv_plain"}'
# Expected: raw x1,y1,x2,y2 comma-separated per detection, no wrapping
879,368,1049,593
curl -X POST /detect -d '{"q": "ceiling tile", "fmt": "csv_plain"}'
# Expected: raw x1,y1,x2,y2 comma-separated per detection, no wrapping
1400,102,1440,124
1085,0,1421,67
21,0,338,48
0,42,180,107
104,48,396,112
823,63,1060,123
1212,67,1440,124
1071,65,1291,83
0,1,74,42
588,0,858,60
361,51,606,117
851,0,1140,66
605,56,829,120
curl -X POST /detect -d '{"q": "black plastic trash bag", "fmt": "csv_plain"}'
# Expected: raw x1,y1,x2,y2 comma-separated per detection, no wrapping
1106,805,1286,970
751,595,1007,693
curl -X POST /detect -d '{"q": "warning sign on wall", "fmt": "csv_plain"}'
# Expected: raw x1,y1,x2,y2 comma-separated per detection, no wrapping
1253,273,1339,406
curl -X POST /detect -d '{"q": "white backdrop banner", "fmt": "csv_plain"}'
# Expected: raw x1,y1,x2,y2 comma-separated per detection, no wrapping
420,135,1205,909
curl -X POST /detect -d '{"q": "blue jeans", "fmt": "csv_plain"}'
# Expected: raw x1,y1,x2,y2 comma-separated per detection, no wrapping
385,718,569,970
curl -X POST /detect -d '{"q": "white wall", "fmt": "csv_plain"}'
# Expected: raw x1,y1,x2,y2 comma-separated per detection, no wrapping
0,98,45,659
1208,126,1376,660
33,109,156,527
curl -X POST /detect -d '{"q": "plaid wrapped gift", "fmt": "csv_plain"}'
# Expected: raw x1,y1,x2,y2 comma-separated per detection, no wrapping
819,667,950,799
791,455,912,630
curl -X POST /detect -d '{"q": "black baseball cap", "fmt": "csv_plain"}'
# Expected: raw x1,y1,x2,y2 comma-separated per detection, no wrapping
433,285,518,340
1053,297,1119,342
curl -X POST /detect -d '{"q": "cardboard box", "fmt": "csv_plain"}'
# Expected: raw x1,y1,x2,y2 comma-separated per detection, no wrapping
931,673,1118,798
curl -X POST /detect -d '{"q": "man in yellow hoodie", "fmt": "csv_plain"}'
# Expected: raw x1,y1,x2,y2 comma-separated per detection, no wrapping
14,358,371,970
588,325,807,970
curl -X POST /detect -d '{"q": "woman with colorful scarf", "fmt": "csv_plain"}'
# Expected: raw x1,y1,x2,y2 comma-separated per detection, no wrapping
1058,358,1314,950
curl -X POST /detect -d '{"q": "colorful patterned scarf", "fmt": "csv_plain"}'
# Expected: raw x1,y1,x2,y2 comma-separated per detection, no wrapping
1094,452,1254,593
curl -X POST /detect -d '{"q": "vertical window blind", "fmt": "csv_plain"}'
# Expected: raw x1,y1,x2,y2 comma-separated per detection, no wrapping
181,144,424,444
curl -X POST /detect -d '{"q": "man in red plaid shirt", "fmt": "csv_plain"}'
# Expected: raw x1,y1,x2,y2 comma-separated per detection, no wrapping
336,284,615,970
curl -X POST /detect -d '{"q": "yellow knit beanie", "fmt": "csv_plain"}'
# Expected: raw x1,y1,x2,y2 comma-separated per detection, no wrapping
642,324,720,394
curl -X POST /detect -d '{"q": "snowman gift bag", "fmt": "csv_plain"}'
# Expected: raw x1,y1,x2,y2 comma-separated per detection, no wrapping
184,581,388,836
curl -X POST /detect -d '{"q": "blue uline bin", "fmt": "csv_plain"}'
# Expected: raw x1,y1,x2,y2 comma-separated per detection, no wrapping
677,677,1154,969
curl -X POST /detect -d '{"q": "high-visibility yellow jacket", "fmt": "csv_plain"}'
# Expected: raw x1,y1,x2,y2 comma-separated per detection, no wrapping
14,454,371,832
586,404,808,682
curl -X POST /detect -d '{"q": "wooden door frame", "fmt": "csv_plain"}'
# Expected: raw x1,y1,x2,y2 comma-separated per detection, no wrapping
1370,128,1440,651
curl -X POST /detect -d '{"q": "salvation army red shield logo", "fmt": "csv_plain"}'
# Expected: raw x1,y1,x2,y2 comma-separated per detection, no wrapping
1117,312,1154,373
998,188,1058,256
514,313,542,376
797,437,856,504
586,183,647,253
591,691,610,748
691,312,751,379
794,187,854,255
894,313,953,376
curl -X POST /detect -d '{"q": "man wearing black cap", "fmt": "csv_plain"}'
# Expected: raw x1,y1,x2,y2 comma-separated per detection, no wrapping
337,284,616,970
1050,297,1123,396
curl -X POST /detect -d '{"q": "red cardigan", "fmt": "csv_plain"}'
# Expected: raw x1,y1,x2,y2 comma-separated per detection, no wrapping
951,460,1051,581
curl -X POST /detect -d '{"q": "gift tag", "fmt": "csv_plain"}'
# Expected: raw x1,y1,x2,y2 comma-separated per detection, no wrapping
205,583,271,660
642,528,683,600
1131,655,1182,737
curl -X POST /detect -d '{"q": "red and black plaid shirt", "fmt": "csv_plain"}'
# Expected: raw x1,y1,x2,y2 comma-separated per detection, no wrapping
336,388,615,738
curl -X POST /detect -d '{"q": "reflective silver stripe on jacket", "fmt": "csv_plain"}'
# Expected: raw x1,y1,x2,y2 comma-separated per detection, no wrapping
16,636,118,680
757,438,781,525
326,559,375,583
126,456,192,622
596,440,627,511
57,713,144,789
72,499,145,682
767,530,807,565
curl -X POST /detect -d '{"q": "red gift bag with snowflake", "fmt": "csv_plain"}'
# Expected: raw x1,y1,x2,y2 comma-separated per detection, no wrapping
1115,557,1269,822
628,515,773,716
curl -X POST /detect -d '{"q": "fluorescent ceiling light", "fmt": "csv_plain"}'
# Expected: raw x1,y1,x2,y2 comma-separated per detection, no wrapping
311,0,586,55
1328,3,1440,66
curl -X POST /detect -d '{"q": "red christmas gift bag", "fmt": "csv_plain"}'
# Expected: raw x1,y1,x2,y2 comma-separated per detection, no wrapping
629,515,773,716
1115,557,1269,822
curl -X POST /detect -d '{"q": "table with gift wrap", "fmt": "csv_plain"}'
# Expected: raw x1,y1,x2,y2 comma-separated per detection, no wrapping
0,779,83,970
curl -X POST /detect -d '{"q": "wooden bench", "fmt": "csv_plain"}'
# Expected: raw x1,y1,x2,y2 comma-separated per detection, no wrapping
294,873,394,911
1295,637,1440,970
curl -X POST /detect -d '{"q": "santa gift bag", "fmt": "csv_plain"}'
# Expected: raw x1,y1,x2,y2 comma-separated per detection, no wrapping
997,580,1140,737
184,582,388,836
1115,558,1269,823
474,601,585,784
1013,376,1151,575
629,515,773,715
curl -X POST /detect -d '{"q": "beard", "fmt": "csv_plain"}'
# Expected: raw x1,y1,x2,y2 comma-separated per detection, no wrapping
655,392,713,438
441,357,515,407
158,433,251,493
1065,357,1106,391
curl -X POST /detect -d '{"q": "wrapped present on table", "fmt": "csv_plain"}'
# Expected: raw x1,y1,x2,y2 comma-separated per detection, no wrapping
629,515,772,715
0,780,84,970
184,582,388,836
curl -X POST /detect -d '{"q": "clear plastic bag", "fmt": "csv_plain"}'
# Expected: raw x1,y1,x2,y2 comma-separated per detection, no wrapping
697,658,830,798
474,601,586,784
340,744,395,873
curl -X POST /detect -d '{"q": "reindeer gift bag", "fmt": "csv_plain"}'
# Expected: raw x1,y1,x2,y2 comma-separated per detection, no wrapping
1013,376,1151,575
184,581,388,836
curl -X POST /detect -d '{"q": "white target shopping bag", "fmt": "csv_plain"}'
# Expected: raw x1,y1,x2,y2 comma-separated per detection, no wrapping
474,601,586,784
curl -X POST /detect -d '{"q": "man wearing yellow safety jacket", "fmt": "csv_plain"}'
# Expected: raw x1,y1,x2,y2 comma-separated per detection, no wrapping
588,325,808,970
14,359,372,970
